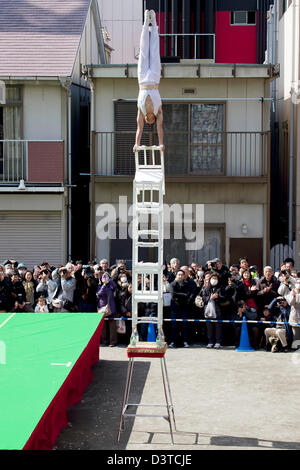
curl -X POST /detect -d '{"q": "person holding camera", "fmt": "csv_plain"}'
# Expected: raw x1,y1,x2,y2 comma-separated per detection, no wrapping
74,265,98,312
285,279,300,346
256,266,280,312
234,300,260,349
111,260,131,283
36,268,57,310
278,268,296,298
211,258,230,287
264,297,292,352
97,272,118,347
51,266,76,312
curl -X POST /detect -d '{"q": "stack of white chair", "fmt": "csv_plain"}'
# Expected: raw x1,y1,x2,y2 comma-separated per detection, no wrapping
130,145,165,346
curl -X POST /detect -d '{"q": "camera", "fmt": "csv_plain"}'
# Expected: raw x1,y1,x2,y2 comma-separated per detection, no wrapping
281,269,291,276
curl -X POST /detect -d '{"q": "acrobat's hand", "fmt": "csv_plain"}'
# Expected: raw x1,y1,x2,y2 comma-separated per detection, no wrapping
159,144,165,153
133,144,138,153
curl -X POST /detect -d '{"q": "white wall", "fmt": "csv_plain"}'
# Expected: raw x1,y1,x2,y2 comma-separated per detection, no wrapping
98,0,142,64
23,85,62,140
277,4,299,102
73,4,103,84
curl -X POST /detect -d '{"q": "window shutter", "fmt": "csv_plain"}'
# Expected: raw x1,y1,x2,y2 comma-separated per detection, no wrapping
114,101,154,175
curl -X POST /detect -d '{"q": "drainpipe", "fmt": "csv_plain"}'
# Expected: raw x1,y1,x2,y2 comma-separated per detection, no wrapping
289,0,299,250
60,77,72,262
89,77,96,261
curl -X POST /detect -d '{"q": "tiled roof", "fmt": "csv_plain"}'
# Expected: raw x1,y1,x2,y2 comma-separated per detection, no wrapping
0,0,91,77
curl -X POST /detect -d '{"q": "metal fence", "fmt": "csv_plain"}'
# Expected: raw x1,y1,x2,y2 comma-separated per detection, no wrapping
0,140,27,183
95,131,270,178
159,33,216,61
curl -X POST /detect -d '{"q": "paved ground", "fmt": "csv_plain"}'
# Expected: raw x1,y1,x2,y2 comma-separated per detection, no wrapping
54,343,300,451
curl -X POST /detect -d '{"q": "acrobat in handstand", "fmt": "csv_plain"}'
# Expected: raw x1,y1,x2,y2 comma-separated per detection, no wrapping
133,10,164,152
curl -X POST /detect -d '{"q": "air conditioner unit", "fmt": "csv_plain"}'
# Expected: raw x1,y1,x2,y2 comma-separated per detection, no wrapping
0,81,5,105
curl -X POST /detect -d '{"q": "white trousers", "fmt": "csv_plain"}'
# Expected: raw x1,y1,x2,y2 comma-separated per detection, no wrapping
137,24,162,116
138,24,161,85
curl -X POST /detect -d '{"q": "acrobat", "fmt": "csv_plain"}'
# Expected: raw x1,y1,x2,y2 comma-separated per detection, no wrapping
133,10,164,152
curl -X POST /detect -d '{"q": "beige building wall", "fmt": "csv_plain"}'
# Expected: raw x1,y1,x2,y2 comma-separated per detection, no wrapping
92,69,271,267
275,1,300,269
98,0,142,64
94,77,270,132
23,85,62,141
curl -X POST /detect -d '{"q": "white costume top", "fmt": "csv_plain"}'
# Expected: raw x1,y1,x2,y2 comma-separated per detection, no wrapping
138,89,162,117
137,24,162,117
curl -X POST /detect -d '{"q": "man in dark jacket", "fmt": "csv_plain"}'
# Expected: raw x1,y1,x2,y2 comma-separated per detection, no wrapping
256,266,280,313
9,272,26,310
213,258,230,287
169,269,191,348
0,270,11,312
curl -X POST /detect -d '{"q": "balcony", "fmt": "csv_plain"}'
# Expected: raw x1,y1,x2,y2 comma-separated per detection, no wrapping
159,33,216,62
93,131,270,181
0,140,64,184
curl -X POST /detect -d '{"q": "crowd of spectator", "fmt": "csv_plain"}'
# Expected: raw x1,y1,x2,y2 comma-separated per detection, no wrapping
0,256,300,352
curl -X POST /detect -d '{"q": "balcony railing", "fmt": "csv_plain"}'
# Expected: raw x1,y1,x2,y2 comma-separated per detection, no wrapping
0,139,64,184
94,131,270,179
159,33,216,61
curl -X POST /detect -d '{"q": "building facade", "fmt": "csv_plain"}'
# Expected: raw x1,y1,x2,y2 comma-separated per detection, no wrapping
87,62,276,270
85,0,275,270
266,0,300,269
0,0,107,268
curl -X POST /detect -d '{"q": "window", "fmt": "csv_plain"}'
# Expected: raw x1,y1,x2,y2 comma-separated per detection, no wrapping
190,103,224,174
0,86,22,182
113,101,225,176
164,224,225,267
231,11,256,25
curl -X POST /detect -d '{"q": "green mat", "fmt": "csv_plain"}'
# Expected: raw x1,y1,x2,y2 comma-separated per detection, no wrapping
0,312,104,450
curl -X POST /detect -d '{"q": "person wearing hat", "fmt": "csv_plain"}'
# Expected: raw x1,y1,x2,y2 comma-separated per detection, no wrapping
17,263,27,280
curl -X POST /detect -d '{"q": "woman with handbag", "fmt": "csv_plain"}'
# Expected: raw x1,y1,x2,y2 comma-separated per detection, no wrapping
202,272,226,349
97,272,118,347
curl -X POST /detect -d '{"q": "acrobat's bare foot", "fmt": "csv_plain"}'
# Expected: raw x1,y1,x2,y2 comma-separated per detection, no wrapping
144,10,150,27
149,10,157,27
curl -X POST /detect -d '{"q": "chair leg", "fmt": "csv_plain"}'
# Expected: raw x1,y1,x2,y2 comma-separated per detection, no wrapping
160,357,174,444
117,358,134,442
162,356,177,431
